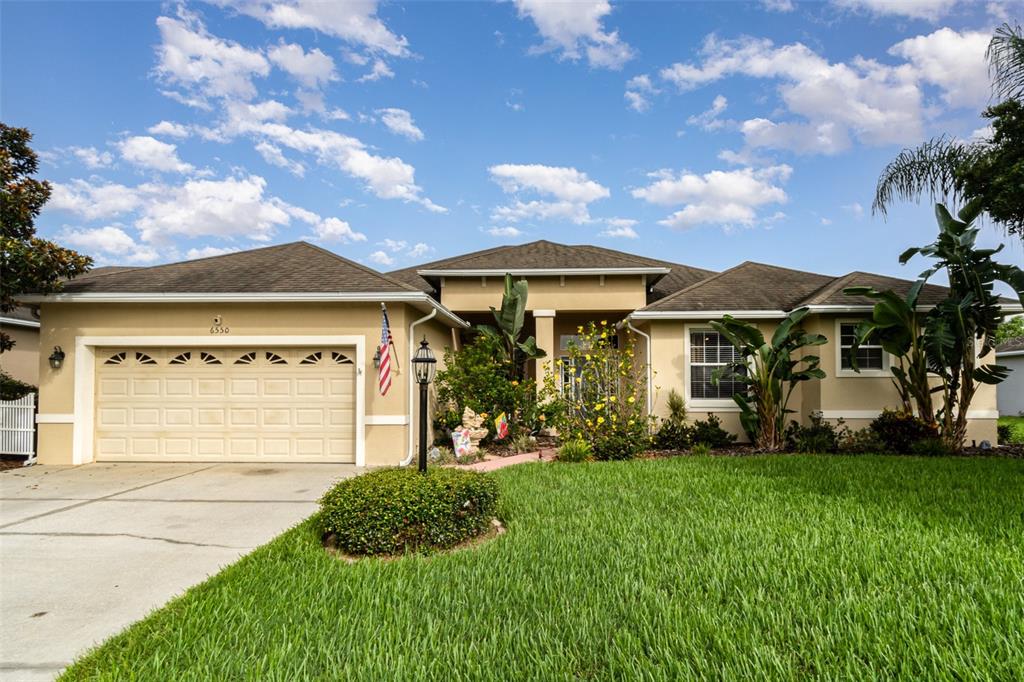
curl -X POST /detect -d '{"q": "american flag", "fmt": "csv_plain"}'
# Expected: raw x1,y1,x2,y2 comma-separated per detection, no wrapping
378,304,393,395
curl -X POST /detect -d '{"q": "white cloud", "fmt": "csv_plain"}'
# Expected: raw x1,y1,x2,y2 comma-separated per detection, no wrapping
488,226,524,237
69,146,113,169
217,0,410,57
624,74,658,112
376,108,424,141
267,40,337,88
740,118,850,154
408,242,431,258
488,163,610,226
831,0,958,21
118,136,194,173
601,218,638,238
294,89,349,119
60,225,160,264
820,217,833,225
380,238,407,252
632,165,791,230
513,0,634,70
50,174,365,246
356,58,394,82
154,10,270,104
254,141,305,177
186,245,240,259
368,250,395,266
843,202,865,217
761,0,795,11
687,95,729,130
147,120,191,138
49,180,143,220
888,28,990,108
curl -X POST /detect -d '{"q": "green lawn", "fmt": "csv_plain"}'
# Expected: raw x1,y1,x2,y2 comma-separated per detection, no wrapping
1000,415,1024,443
63,456,1024,680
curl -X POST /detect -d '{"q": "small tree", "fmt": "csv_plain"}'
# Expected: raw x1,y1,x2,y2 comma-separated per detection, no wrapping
847,201,1024,448
475,273,545,379
555,320,651,459
996,316,1024,343
710,308,827,450
1,123,92,351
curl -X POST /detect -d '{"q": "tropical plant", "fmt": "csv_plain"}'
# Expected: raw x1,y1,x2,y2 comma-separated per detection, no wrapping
556,437,592,463
709,308,827,450
873,24,1024,237
554,320,652,459
1,124,92,351
996,316,1024,343
476,273,545,378
847,202,1024,448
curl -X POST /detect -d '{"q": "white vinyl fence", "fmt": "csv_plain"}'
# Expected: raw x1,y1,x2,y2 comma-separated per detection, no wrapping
0,393,36,462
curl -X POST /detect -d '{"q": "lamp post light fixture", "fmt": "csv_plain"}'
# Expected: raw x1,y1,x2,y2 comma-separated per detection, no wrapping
410,337,436,473
48,346,66,370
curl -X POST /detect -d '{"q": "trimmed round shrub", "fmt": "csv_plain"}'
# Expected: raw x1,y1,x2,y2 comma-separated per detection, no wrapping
319,467,499,556
870,409,939,454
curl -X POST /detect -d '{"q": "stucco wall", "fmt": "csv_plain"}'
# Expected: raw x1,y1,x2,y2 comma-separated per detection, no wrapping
0,324,40,386
35,301,453,466
439,275,647,313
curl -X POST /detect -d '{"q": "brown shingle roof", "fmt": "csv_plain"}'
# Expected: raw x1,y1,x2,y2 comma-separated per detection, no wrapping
60,242,419,294
798,271,950,307
997,336,1024,354
640,262,836,313
388,240,716,297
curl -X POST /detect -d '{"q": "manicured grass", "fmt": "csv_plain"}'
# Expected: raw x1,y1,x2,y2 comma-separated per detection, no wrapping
1000,415,1024,443
63,456,1024,680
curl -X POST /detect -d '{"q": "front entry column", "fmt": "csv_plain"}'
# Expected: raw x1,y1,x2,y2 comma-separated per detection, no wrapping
533,309,556,392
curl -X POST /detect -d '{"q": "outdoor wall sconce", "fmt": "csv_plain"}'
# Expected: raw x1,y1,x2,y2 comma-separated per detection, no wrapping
49,346,65,370
373,347,382,368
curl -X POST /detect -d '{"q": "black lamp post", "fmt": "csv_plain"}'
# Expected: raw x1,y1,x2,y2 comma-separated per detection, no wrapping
410,337,436,473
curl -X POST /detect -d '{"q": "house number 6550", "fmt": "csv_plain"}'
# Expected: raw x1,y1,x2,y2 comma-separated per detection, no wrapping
210,316,230,334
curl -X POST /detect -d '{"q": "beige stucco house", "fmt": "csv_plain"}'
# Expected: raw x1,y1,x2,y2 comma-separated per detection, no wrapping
20,239,1020,466
1,307,41,387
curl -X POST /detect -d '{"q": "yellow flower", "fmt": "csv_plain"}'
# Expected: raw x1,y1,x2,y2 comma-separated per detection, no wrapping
511,380,519,387
577,326,584,333
609,396,617,403
594,403,604,411
628,419,635,426
585,354,592,361
596,416,605,424
586,419,593,427
556,359,563,366
538,414,546,421
600,332,607,339
627,396,635,404
601,320,608,326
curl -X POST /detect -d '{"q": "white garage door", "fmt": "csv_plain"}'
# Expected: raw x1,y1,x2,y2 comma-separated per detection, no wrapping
94,347,356,462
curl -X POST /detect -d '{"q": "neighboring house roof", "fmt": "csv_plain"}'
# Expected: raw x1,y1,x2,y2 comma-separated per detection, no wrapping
0,306,41,329
637,262,836,316
388,240,715,298
57,242,420,294
997,336,1024,356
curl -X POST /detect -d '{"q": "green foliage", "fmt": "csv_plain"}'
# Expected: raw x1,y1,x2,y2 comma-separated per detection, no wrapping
996,316,1024,343
870,409,939,454
653,419,692,451
690,414,738,449
435,334,544,441
1,124,92,352
475,273,546,378
555,320,652,458
665,389,687,425
997,423,1012,444
785,413,842,454
710,308,827,450
959,100,1024,235
998,416,1024,444
318,467,498,556
511,433,535,454
0,369,35,400
838,427,888,455
556,437,592,463
987,22,1024,103
690,442,711,457
848,202,1024,448
909,437,957,457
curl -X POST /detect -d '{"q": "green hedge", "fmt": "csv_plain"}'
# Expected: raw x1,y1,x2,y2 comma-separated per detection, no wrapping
319,467,499,556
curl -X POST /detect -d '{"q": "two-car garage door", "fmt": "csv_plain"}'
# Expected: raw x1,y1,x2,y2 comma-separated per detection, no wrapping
94,347,356,462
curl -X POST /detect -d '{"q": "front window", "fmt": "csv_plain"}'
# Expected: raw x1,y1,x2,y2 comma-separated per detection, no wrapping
689,330,745,400
840,323,884,371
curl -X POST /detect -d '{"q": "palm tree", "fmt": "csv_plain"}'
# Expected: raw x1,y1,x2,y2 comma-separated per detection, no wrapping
872,24,1023,221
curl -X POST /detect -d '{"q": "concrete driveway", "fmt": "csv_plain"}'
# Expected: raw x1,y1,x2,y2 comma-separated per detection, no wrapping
0,462,360,680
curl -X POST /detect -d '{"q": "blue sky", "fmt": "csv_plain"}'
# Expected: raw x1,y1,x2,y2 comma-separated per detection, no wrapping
3,0,1022,281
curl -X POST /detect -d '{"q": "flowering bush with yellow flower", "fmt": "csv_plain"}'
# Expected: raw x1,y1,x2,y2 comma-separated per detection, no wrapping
553,320,652,460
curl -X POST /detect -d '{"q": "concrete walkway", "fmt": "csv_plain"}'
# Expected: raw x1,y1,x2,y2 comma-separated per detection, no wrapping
458,449,555,472
0,462,359,681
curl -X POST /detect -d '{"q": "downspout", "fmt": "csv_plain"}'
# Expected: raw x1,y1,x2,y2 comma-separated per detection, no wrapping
401,307,438,466
626,319,653,419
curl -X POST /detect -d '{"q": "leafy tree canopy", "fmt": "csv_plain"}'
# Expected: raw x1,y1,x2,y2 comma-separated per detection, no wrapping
1,123,92,351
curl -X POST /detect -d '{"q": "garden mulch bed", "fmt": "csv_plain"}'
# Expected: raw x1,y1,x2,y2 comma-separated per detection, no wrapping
0,455,28,472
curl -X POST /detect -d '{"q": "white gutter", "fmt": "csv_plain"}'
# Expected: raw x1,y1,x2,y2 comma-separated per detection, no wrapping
402,307,438,467
996,350,1024,358
625,320,653,419
16,291,469,328
629,310,788,320
416,267,670,277
806,303,1024,313
0,316,40,329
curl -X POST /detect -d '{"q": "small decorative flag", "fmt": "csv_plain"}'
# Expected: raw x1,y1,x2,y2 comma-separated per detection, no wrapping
494,412,509,440
452,428,472,457
378,303,393,396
